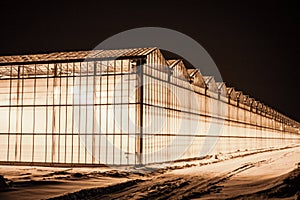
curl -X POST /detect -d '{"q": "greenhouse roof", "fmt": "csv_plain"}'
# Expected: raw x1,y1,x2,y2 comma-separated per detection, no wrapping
0,47,157,65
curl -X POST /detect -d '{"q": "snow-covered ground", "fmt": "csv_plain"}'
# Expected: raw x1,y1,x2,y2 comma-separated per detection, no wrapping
0,145,299,199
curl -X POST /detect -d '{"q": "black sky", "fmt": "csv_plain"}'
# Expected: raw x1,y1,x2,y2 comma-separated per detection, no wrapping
0,0,299,121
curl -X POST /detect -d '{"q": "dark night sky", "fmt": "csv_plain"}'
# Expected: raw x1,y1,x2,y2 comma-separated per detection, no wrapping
0,0,299,121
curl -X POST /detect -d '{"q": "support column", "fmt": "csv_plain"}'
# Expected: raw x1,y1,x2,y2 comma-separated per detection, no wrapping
15,66,21,161
136,58,146,165
52,64,59,163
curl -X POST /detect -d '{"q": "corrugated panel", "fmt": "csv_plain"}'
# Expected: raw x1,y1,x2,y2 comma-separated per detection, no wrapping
226,87,238,100
216,82,227,96
0,51,90,64
166,59,181,67
203,76,214,85
0,47,157,64
203,76,213,84
235,91,243,98
216,82,225,90
90,47,156,59
187,69,206,88
241,95,249,104
226,87,234,95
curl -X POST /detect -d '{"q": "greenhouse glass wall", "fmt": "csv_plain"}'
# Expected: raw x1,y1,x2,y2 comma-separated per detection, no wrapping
0,47,299,166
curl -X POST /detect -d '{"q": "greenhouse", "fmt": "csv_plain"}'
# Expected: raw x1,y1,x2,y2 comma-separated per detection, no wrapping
0,47,299,166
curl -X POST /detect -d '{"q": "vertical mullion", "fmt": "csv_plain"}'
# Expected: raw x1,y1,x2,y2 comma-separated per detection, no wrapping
92,62,96,164
65,64,69,163
113,60,116,165
99,61,102,164
134,62,137,165
127,60,130,165
45,64,49,162
71,62,75,164
155,70,158,162
52,64,56,163
149,59,152,162
85,62,88,164
32,64,37,162
151,68,154,163
7,65,12,161
20,66,24,162
149,68,152,163
78,62,82,163
105,60,109,164
120,60,123,165
58,64,62,163
164,76,166,161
